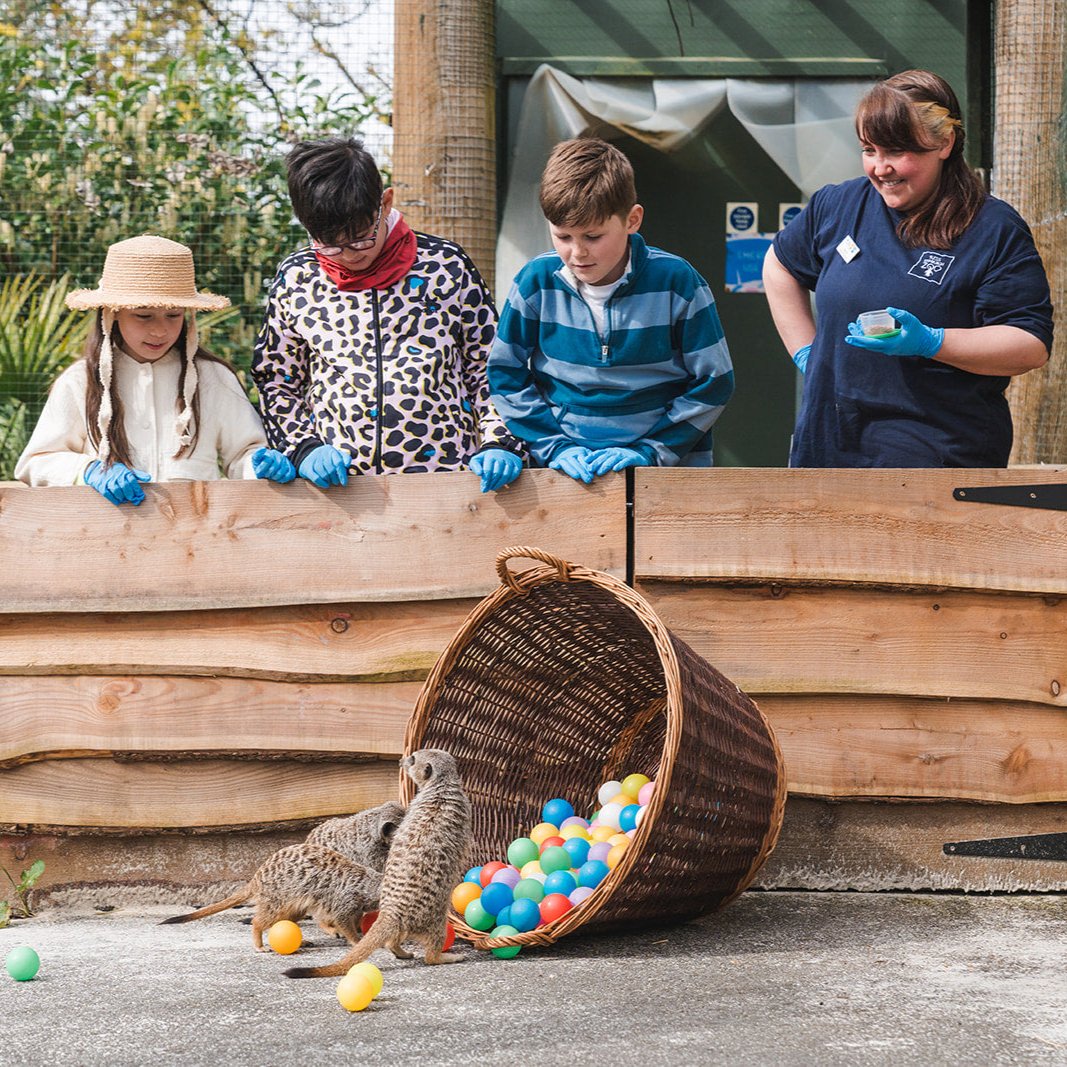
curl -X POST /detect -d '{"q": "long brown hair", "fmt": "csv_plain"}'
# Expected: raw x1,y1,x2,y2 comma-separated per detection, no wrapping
855,69,986,250
81,312,237,467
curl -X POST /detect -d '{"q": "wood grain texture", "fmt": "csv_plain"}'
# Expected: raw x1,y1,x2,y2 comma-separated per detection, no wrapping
0,469,626,612
0,758,400,830
0,674,416,767
634,467,1067,593
0,600,479,680
638,581,1067,706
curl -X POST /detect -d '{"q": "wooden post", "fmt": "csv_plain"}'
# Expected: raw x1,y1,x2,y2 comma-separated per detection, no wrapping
995,1,1067,463
392,0,497,288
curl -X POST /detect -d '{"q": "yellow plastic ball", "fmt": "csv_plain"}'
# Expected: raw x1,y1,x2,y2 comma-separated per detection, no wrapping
519,859,544,879
336,972,376,1012
589,825,616,843
346,961,383,999
267,920,302,955
529,822,559,846
621,773,651,800
608,833,630,847
607,842,629,869
559,825,591,842
451,881,482,913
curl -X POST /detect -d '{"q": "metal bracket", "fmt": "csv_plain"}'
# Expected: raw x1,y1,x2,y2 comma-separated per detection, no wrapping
942,832,1067,861
953,483,1067,511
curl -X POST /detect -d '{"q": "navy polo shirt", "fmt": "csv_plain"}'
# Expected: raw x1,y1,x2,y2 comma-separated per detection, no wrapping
774,177,1053,467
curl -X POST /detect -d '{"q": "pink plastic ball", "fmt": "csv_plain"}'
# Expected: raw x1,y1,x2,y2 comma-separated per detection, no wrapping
638,781,656,806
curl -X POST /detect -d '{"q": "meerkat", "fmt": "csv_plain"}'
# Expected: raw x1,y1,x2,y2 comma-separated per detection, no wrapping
160,843,381,951
305,799,406,870
284,748,472,978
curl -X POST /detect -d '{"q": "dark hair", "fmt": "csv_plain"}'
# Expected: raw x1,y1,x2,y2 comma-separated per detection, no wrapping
82,313,236,466
539,137,637,227
285,137,383,245
855,69,985,249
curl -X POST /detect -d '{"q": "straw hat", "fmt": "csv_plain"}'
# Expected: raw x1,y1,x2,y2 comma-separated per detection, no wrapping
67,236,230,465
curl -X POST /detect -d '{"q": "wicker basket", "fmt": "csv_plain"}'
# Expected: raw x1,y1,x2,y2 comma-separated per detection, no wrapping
401,546,787,952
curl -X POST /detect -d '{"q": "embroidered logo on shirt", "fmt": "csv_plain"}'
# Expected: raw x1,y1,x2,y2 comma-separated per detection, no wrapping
908,251,956,284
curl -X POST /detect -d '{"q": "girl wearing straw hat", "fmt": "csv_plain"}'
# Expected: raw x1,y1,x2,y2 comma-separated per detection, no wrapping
16,235,296,505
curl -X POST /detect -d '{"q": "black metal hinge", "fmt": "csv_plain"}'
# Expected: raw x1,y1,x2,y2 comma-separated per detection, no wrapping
953,483,1067,511
943,832,1067,861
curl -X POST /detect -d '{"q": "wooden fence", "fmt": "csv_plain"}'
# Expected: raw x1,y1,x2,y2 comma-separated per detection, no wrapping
1,467,1064,903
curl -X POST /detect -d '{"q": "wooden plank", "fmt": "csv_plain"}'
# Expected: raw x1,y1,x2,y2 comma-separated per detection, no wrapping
0,468,627,612
638,581,1067,707
756,694,1067,803
755,797,1067,892
0,758,400,830
0,600,477,680
0,674,415,767
634,468,1067,593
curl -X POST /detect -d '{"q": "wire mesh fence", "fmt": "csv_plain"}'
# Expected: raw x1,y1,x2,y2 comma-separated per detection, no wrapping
0,0,394,476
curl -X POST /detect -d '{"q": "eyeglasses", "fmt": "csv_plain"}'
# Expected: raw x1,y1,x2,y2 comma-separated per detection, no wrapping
313,201,385,256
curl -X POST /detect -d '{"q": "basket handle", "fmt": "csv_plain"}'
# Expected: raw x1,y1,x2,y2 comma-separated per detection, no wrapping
495,545,576,592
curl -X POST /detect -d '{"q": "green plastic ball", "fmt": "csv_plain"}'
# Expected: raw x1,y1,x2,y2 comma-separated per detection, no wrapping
464,898,495,932
506,837,540,868
5,946,40,981
489,924,522,959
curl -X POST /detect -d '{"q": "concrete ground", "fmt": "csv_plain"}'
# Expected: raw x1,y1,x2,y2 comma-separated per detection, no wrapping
2,891,1065,1067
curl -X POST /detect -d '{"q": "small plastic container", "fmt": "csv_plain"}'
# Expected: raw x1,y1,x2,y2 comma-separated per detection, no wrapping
857,309,900,338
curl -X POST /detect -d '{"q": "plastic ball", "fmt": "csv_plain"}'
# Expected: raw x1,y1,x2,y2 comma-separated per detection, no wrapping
346,961,383,998
508,896,542,932
638,781,656,806
539,893,574,924
479,861,507,887
489,924,522,959
635,807,647,828
529,822,559,846
597,780,622,806
519,860,544,879
543,870,577,897
441,922,456,951
513,877,545,903
5,946,40,981
479,881,514,917
495,905,512,927
360,910,379,935
451,881,482,913
559,825,590,842
267,920,302,955
464,898,495,931
608,833,630,847
527,871,547,884
541,797,575,826
569,885,595,906
506,837,540,868
577,859,611,889
539,836,565,852
562,837,590,868
540,845,571,875
621,773,651,800
587,841,612,863
559,815,590,830
337,972,376,1012
619,803,641,833
607,842,629,869
599,802,623,830
490,866,521,889
589,825,616,843
464,865,483,885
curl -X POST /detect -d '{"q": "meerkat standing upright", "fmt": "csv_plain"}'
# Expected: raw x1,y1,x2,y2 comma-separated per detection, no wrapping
284,748,472,978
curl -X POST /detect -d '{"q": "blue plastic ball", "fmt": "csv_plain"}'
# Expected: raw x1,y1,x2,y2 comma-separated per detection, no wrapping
541,797,575,826
619,803,641,832
508,897,541,933
464,866,483,885
479,881,514,917
577,859,611,889
562,837,590,868
543,870,577,897
495,904,513,927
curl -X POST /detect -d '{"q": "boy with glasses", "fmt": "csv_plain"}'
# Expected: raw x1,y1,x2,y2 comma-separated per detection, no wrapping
488,137,734,482
252,137,523,492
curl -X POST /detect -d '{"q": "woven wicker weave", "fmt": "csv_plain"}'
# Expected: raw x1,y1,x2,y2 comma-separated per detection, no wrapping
402,547,787,951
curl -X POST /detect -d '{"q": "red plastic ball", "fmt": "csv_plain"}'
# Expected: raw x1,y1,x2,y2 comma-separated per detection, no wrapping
360,910,379,935
539,836,565,852
479,861,507,887
441,922,456,951
539,893,574,924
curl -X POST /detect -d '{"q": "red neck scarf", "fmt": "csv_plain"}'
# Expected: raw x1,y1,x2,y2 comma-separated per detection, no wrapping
316,216,418,291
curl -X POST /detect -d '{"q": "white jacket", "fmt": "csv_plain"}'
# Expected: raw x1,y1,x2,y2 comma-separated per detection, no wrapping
15,347,266,486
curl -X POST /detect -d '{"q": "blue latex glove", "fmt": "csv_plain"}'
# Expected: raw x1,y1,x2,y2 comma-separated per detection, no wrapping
585,446,648,477
84,460,151,506
792,344,811,373
298,444,351,488
468,448,522,493
844,307,944,359
548,446,595,484
252,447,296,483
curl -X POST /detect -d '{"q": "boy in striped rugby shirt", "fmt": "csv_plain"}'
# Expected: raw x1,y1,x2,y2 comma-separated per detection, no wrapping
488,137,734,482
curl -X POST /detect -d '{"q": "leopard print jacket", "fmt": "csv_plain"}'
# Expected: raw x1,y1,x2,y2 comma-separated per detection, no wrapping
251,233,520,475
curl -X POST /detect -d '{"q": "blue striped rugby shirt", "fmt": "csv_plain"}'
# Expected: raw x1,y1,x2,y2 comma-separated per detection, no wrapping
488,233,734,466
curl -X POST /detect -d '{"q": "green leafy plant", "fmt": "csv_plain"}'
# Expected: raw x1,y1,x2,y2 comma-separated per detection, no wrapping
0,859,45,927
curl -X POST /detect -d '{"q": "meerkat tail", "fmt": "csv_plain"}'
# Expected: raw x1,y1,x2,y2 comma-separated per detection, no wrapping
283,922,390,978
159,890,250,925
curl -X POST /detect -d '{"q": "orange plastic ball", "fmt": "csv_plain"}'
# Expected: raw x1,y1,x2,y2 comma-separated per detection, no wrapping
346,961,383,998
337,972,376,1012
607,842,629,869
267,920,302,955
451,881,482,913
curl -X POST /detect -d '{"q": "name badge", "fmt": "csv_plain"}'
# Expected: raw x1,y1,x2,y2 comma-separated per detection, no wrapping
836,235,860,263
